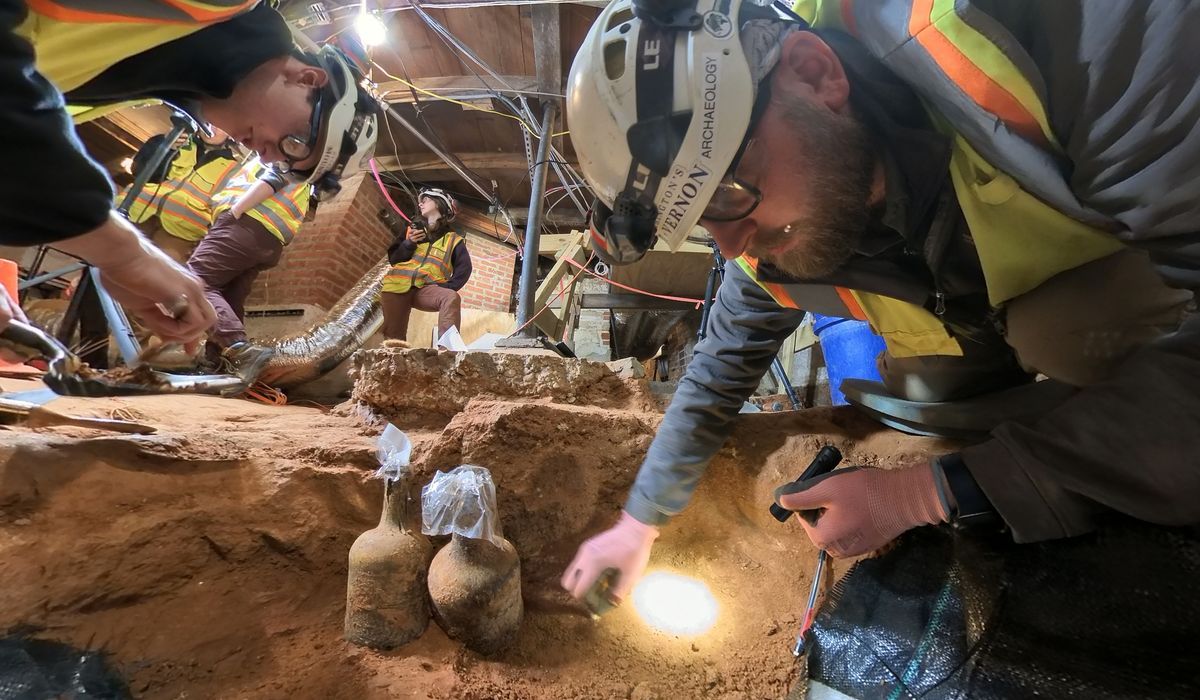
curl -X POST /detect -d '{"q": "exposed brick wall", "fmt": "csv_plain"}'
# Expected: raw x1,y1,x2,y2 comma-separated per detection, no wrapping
248,174,391,310
457,231,518,312
248,175,519,313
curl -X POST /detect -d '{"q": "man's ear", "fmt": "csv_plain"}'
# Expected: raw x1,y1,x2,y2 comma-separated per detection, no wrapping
770,32,851,112
286,60,330,89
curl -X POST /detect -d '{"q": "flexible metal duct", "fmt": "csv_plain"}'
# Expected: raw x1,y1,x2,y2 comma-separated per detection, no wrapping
259,259,390,388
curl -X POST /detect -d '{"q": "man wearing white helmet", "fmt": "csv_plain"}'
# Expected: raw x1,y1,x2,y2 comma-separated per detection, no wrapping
0,1,378,351
562,0,1200,604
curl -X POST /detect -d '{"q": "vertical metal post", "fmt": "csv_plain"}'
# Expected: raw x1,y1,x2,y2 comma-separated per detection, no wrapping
515,101,558,336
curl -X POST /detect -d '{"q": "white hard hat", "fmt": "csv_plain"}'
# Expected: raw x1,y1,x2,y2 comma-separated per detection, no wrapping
568,0,801,264
419,187,459,222
288,45,380,201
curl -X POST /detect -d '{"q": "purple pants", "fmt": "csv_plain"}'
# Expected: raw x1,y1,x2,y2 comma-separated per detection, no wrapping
187,212,282,348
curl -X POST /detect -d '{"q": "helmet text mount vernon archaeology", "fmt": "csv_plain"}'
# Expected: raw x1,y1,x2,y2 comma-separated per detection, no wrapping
569,0,805,264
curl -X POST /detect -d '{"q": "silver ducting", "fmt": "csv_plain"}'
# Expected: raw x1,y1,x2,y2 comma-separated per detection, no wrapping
259,260,390,388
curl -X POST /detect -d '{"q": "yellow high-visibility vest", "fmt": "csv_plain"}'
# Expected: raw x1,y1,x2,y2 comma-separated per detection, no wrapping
124,143,240,242
382,231,466,295
212,163,311,246
736,0,1127,359
17,1,258,96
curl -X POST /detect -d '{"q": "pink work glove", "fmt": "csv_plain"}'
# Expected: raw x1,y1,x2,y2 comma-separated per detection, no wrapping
775,464,950,558
561,511,659,601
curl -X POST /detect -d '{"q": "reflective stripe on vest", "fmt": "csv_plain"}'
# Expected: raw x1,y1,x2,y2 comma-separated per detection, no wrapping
212,165,310,245
246,184,309,245
785,2,1129,304
125,156,239,241
26,1,258,24
801,0,1116,232
384,233,464,295
734,256,964,359
17,1,256,93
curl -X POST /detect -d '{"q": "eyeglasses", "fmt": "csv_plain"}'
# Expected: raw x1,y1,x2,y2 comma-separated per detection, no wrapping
275,95,326,170
699,135,764,222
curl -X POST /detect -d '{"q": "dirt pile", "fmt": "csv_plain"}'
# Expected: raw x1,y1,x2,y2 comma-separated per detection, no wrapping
350,348,658,422
0,353,955,699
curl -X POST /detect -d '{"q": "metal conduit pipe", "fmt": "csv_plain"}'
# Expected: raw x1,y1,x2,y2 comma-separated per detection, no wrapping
515,101,558,334
258,260,390,388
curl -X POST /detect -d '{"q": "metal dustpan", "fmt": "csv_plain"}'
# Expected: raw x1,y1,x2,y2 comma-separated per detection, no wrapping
0,320,245,397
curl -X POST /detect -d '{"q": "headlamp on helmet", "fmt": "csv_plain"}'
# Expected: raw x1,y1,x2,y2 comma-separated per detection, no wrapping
281,45,380,202
567,0,804,264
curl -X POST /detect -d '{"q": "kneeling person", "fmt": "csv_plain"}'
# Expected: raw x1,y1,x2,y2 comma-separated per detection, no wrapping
188,161,311,379
382,189,473,344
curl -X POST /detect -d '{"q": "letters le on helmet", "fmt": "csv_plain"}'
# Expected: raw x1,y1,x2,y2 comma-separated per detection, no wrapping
568,0,804,265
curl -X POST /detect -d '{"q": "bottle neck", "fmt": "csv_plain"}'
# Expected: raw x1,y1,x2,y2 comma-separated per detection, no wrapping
452,533,504,558
380,478,410,531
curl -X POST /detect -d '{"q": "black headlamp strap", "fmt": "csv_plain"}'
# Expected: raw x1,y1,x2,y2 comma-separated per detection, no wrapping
636,24,676,126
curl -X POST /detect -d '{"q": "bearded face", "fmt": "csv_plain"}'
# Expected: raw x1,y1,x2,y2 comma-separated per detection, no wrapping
744,93,875,280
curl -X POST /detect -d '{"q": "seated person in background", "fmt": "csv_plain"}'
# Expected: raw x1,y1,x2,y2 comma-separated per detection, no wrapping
122,126,239,264
381,188,472,344
188,161,311,380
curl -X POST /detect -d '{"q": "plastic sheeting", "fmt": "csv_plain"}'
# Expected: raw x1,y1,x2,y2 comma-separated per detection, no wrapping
808,521,1200,699
0,637,129,699
374,424,412,481
420,465,502,546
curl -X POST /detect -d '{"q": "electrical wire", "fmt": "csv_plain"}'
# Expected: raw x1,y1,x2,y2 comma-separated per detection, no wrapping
371,56,544,140
561,256,706,307
370,158,412,222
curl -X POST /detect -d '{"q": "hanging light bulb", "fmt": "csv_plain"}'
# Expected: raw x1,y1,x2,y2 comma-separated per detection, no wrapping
355,2,388,47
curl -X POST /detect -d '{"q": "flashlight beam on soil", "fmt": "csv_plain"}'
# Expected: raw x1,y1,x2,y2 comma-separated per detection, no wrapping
631,572,719,636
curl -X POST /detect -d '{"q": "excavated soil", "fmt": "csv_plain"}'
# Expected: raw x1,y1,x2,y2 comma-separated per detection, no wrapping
0,350,956,699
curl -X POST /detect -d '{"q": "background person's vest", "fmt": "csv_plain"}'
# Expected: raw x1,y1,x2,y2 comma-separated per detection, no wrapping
124,142,240,242
212,163,311,246
738,0,1127,360
382,231,465,295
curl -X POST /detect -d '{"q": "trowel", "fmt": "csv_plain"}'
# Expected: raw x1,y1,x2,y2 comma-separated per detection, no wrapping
0,395,156,434
0,320,244,397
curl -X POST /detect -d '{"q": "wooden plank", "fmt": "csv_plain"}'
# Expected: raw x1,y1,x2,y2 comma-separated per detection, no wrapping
374,152,580,181
495,6,529,75
519,6,535,77
510,205,586,228
377,75,539,104
531,4,563,97
375,152,533,176
531,231,587,338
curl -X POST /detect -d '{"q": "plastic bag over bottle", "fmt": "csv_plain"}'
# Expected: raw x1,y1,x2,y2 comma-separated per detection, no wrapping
374,424,412,481
421,465,501,546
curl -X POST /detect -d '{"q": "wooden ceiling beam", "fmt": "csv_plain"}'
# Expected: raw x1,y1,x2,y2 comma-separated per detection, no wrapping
374,152,577,178
376,74,544,104
530,5,562,98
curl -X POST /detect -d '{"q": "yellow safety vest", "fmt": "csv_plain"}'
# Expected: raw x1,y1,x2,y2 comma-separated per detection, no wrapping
737,0,1127,359
124,142,240,242
382,231,466,295
17,1,259,96
212,163,311,246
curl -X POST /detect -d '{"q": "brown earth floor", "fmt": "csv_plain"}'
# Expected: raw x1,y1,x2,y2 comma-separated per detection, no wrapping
0,352,955,699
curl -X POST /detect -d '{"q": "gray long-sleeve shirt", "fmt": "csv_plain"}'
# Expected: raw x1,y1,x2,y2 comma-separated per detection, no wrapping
625,0,1200,541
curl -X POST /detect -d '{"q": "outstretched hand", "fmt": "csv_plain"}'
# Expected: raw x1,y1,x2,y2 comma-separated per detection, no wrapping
56,214,216,351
